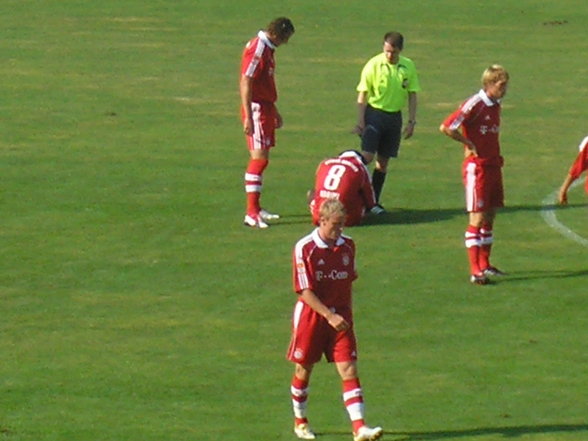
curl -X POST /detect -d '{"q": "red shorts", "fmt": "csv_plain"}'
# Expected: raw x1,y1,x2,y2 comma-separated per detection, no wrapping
462,157,504,212
286,301,357,365
242,102,277,151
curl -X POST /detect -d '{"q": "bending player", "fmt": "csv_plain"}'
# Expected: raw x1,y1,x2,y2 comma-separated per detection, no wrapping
558,135,588,205
309,150,381,227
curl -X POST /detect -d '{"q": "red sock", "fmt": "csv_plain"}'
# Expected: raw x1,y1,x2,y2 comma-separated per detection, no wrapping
244,159,268,216
479,223,493,270
465,225,482,275
342,378,365,432
291,376,309,425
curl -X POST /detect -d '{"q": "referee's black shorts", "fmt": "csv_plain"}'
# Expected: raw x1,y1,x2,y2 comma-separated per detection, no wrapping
361,105,402,158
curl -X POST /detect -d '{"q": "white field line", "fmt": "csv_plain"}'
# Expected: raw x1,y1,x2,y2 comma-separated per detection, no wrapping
540,180,588,247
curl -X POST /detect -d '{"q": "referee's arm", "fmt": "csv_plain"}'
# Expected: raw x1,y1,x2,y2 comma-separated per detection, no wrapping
354,91,368,134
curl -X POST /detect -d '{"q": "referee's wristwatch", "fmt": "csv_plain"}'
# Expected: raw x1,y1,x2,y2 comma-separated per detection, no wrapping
407,120,417,125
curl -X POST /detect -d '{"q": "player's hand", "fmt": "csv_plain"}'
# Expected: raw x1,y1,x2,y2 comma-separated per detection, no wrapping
558,190,568,205
403,123,415,139
275,112,283,129
352,124,364,136
243,118,253,136
326,313,350,332
464,141,478,158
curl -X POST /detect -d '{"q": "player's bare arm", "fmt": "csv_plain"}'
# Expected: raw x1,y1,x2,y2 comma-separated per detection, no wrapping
558,173,574,205
353,92,368,135
439,124,478,157
239,75,254,135
402,92,417,139
275,108,283,129
299,288,349,331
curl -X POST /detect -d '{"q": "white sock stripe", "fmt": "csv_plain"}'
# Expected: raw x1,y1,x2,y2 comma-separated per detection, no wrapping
465,238,481,248
343,388,363,401
244,173,262,182
480,236,493,245
245,184,262,193
291,385,309,397
292,400,307,418
345,402,365,421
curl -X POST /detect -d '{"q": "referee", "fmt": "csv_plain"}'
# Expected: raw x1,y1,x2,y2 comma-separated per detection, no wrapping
353,31,420,211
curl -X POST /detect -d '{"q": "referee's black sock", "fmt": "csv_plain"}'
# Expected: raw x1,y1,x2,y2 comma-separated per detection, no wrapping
372,169,387,203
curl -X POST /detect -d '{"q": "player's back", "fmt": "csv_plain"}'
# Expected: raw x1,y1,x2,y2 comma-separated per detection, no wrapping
316,157,363,201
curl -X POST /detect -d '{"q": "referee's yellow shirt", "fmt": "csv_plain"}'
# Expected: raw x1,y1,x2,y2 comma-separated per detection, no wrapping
356,53,421,112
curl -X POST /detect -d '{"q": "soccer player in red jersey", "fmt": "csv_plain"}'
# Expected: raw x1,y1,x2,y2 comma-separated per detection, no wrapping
240,17,295,229
558,135,588,205
439,65,510,285
287,200,383,441
309,150,378,227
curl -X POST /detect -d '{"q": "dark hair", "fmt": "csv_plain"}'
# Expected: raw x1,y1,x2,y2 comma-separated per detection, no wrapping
383,31,404,50
267,17,295,40
338,149,368,165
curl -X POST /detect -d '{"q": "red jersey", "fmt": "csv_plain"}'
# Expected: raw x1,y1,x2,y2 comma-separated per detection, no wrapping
312,153,376,226
240,31,277,103
570,136,588,193
293,229,357,311
443,89,503,164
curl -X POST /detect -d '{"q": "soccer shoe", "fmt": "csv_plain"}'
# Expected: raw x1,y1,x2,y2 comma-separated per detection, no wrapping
482,266,507,277
470,273,489,285
370,204,386,215
353,425,383,441
243,214,269,229
294,423,316,440
259,208,280,221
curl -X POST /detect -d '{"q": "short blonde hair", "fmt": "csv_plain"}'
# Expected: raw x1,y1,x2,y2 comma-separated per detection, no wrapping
319,199,346,220
482,64,509,87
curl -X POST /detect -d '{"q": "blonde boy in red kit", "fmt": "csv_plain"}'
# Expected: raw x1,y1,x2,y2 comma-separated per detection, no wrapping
440,65,510,285
287,199,383,441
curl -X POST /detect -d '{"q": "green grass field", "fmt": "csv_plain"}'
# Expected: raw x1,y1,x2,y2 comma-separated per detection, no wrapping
2,1,588,440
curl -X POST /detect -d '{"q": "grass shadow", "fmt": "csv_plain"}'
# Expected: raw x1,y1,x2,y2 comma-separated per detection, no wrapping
361,207,464,226
273,201,588,228
388,423,588,440
496,269,588,283
320,423,588,440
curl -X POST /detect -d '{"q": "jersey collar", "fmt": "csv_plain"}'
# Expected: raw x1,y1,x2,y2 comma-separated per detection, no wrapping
258,30,276,50
478,89,500,106
312,228,345,249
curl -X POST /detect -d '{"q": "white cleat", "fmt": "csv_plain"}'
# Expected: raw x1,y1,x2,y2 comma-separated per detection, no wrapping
353,425,383,441
260,209,280,221
243,214,269,229
294,423,316,440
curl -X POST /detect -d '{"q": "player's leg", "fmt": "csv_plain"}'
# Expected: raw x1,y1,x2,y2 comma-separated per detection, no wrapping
479,210,495,272
371,111,401,208
463,160,489,284
291,363,316,439
243,103,279,228
480,169,506,276
360,107,383,203
287,304,324,439
335,361,383,441
372,155,389,205
244,148,270,228
331,326,382,441
466,212,485,282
